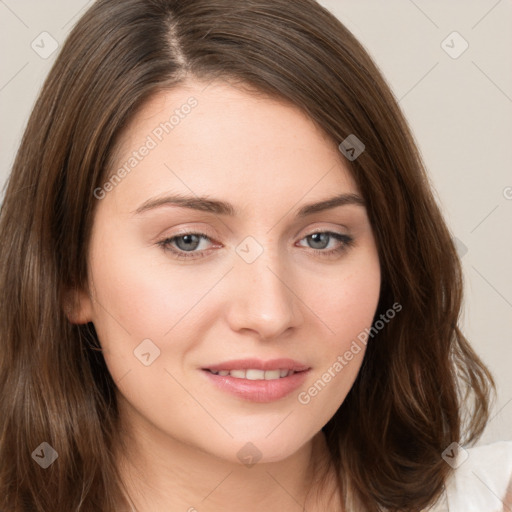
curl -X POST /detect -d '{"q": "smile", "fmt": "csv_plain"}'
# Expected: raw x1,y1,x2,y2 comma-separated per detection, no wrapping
206,368,298,379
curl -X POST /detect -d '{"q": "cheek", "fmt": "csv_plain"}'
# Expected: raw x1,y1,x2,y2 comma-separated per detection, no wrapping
86,232,232,387
88,237,213,338
295,257,380,423
310,252,381,351
303,248,380,379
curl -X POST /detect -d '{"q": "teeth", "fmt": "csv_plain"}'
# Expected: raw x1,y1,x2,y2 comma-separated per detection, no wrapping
246,369,265,380
209,368,295,379
230,369,246,379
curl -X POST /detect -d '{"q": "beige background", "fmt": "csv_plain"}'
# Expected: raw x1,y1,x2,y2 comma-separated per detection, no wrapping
1,1,511,445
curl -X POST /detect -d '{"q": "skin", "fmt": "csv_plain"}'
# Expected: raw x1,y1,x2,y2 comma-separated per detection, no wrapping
69,78,381,511
503,473,512,511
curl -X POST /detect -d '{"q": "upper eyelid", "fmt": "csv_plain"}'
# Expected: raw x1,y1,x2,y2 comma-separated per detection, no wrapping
163,221,351,239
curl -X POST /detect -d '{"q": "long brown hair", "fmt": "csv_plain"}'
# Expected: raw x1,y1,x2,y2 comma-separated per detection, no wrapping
0,0,495,510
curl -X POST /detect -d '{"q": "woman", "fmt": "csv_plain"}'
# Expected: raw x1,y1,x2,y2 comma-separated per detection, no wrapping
0,0,510,510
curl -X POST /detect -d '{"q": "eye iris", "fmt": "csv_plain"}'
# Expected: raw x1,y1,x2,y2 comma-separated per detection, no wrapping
176,234,201,251
309,232,329,249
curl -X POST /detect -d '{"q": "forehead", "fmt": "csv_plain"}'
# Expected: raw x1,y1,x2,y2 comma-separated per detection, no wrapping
104,78,359,215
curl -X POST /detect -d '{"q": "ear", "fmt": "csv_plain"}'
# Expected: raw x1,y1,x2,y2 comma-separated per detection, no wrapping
62,285,94,324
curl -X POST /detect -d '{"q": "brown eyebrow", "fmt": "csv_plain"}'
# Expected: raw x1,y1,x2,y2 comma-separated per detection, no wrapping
132,192,365,217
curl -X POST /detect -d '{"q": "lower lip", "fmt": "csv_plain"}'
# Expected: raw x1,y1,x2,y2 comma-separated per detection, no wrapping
202,369,310,403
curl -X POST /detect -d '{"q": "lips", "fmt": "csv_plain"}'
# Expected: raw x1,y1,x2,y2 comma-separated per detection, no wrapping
200,358,311,402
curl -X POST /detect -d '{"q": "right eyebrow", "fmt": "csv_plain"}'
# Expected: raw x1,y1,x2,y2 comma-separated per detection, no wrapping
133,194,236,216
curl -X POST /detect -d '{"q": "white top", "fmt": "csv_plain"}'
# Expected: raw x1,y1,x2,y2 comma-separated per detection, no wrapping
429,440,512,511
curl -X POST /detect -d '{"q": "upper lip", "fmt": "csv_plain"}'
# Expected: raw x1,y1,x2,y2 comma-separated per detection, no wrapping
203,358,310,372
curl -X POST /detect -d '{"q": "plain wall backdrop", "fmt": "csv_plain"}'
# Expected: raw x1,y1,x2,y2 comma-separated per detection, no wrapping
1,0,511,445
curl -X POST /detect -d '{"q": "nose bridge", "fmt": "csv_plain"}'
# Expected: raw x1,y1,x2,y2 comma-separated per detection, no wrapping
226,234,302,337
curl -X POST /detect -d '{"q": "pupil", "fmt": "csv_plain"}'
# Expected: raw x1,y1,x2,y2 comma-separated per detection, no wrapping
310,233,328,249
178,234,199,251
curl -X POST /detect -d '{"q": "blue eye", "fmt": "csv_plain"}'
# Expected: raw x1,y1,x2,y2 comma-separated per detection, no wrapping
157,232,214,260
299,231,354,257
157,230,354,260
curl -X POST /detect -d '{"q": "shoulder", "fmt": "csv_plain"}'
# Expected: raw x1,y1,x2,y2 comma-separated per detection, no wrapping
433,440,512,512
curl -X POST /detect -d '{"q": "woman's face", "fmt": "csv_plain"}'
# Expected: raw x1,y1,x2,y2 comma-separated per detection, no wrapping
75,78,381,464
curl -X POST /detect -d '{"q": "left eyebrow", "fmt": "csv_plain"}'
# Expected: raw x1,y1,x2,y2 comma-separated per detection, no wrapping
131,192,365,217
296,193,365,217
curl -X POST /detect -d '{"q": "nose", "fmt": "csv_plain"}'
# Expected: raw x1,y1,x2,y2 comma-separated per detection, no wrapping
225,244,304,340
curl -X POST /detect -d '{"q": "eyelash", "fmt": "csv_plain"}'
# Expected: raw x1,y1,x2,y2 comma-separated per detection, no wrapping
157,230,354,260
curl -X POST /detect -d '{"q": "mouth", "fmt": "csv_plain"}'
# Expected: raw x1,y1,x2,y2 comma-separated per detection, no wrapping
200,358,311,402
201,357,310,378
